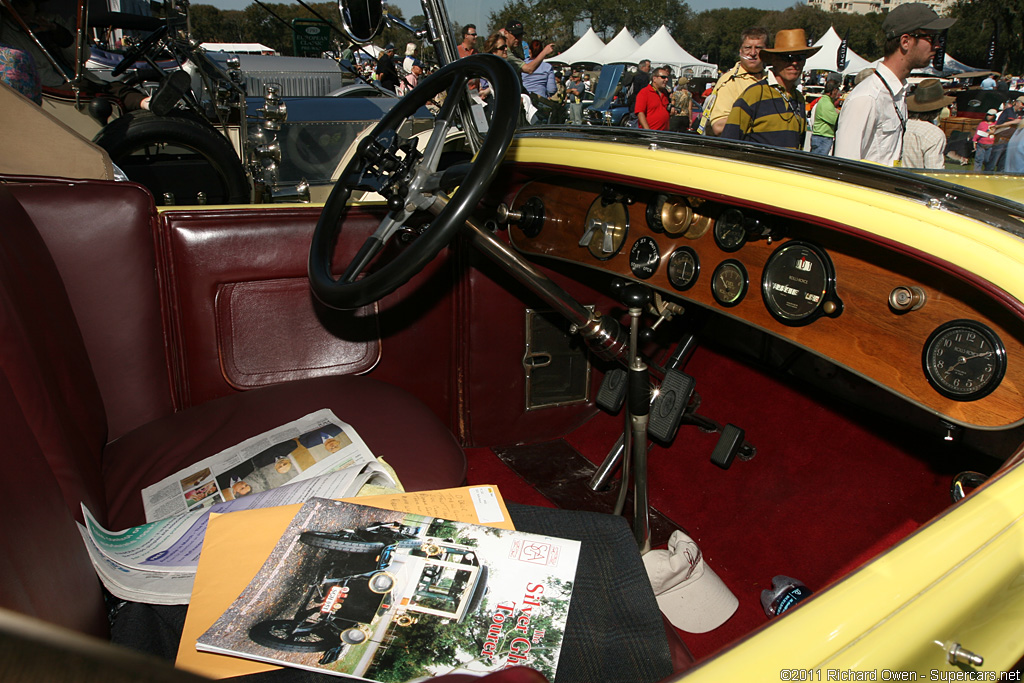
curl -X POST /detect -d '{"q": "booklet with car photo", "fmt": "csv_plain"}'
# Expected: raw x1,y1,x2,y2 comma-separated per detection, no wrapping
195,497,581,681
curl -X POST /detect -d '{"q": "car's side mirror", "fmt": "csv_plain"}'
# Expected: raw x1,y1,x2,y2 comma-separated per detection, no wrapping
337,0,384,44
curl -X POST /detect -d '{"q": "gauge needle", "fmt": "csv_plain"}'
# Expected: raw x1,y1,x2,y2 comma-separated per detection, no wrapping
718,274,732,291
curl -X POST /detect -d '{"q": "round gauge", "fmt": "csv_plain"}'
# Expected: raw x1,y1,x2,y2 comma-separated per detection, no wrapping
761,241,842,326
714,208,747,252
630,237,661,279
923,320,1007,401
711,260,748,307
582,197,629,261
667,247,700,291
647,195,693,236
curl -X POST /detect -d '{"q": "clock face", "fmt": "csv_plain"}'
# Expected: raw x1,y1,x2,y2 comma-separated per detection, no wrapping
922,320,1007,401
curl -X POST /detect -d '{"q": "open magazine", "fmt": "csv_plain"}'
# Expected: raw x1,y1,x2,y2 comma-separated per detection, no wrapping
78,410,397,604
195,498,581,682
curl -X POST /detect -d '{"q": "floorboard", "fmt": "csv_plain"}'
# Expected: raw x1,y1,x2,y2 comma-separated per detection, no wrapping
491,439,684,548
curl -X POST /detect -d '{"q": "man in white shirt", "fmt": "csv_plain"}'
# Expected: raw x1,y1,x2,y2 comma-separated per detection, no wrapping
834,3,955,165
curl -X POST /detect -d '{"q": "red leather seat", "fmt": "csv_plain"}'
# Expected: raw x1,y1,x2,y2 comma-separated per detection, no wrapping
0,179,465,635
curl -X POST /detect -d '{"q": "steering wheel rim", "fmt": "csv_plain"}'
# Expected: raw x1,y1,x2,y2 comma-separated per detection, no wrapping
308,53,520,310
112,24,168,77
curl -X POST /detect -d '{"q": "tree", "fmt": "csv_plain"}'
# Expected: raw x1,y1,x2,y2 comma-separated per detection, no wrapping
948,0,1024,74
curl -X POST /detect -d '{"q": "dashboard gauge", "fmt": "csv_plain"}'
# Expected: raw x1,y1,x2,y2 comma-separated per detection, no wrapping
647,195,693,236
711,260,748,307
629,236,660,279
714,208,747,252
580,196,629,261
923,320,1006,401
667,247,700,291
761,241,842,326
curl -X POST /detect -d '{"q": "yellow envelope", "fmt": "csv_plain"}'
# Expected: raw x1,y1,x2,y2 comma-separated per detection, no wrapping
176,485,512,678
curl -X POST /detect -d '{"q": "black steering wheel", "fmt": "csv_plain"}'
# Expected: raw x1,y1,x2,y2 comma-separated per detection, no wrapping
308,53,520,310
112,24,168,77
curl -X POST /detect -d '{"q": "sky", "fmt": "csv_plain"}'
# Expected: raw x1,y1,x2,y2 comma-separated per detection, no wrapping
202,0,799,35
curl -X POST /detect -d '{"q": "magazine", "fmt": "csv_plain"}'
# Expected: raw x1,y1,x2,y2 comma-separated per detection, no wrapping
77,465,395,604
141,409,379,522
195,498,581,682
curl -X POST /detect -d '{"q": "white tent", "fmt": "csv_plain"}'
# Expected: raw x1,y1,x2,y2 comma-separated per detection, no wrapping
801,27,872,76
913,53,985,77
548,28,606,65
586,27,641,65
613,25,717,77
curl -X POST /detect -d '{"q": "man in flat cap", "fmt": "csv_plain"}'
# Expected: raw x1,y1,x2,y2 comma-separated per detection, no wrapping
834,3,955,165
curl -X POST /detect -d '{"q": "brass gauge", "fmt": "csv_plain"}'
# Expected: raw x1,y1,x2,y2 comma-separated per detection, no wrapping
580,196,629,260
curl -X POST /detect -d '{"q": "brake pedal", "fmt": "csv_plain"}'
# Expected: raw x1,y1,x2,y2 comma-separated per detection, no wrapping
596,368,627,413
710,424,745,469
648,369,695,443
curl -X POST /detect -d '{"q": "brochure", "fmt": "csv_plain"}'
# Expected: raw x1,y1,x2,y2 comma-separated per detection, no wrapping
194,497,580,681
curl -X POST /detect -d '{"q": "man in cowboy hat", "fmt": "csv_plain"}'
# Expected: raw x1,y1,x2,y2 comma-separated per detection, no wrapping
902,78,954,169
834,3,955,165
720,29,820,149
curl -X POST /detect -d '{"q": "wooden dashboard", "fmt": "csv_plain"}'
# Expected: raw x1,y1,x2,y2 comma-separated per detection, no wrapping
504,176,1024,430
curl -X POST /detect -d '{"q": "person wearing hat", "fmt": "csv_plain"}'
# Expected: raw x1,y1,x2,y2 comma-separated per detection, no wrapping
972,109,1000,172
374,43,400,93
720,29,820,149
902,78,954,169
834,2,955,165
697,27,768,136
498,19,554,75
669,76,692,132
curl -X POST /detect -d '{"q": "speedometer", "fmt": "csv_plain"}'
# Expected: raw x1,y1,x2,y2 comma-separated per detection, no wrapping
761,241,842,325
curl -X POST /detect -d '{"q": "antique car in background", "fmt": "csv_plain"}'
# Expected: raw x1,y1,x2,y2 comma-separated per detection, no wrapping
7,0,424,204
3,0,1024,679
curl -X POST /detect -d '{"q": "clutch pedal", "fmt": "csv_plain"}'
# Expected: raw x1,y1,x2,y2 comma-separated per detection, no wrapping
596,368,627,413
648,369,695,443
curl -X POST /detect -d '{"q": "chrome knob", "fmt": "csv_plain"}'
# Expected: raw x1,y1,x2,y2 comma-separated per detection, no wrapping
889,285,926,312
496,203,522,224
947,642,983,667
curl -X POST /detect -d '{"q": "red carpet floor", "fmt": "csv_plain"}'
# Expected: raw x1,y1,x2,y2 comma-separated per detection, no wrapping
466,344,984,661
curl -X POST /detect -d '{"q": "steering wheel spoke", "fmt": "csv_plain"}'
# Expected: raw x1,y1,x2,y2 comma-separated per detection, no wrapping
309,54,520,310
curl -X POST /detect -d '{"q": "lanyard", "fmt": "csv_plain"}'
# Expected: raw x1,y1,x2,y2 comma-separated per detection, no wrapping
875,71,906,164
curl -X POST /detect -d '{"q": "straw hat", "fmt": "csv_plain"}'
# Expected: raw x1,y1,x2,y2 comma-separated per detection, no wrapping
761,29,821,57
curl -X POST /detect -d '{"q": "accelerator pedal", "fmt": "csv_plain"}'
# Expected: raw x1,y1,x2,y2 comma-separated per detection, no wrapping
710,424,746,469
596,368,628,413
648,369,695,443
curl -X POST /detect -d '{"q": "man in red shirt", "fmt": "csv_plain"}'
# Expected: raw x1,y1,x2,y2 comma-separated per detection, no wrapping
635,66,671,130
457,24,478,58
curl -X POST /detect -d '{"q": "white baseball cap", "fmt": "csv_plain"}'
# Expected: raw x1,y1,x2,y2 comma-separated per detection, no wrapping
643,530,738,633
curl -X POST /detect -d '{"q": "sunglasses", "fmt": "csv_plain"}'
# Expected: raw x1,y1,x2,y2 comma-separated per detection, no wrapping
494,45,508,53
773,53,808,63
908,32,939,44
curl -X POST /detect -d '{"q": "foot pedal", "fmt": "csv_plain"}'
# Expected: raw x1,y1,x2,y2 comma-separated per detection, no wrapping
596,368,627,413
711,424,745,469
648,370,695,443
